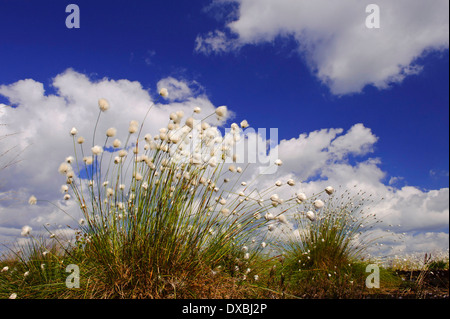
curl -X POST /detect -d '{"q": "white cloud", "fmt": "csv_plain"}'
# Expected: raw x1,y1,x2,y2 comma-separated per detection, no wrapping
236,123,448,254
196,0,449,95
156,77,193,102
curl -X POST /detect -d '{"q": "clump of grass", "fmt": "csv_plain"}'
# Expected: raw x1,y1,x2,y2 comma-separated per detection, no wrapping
279,187,382,298
2,94,312,298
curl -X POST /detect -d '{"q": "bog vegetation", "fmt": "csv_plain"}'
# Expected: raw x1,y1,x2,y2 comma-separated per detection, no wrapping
0,94,448,299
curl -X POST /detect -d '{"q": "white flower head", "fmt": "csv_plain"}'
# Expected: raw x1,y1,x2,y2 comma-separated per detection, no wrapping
21,225,32,236
208,156,217,167
325,186,335,195
28,195,37,205
98,98,110,112
277,214,288,224
215,105,227,118
77,136,85,144
193,106,201,114
297,192,307,202
287,179,295,186
240,120,249,129
128,121,139,134
1,266,9,272
9,293,17,299
185,117,195,129
306,211,316,222
313,199,325,209
274,159,283,166
83,156,93,165
112,139,121,148
270,194,280,202
70,127,78,136
159,88,169,98
91,145,103,155
58,162,72,175
106,127,117,138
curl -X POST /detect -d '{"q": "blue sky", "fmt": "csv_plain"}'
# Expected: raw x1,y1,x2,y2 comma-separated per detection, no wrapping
0,0,448,254
1,1,447,190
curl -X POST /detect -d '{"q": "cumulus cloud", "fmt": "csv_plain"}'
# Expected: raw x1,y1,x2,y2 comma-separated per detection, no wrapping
196,0,449,95
235,123,448,255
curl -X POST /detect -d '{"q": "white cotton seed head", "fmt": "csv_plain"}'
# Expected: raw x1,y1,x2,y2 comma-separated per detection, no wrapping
65,156,74,164
277,214,288,224
313,199,325,209
106,127,117,137
297,193,307,202
287,179,295,186
129,124,138,134
159,88,169,98
70,127,78,136
240,120,249,128
306,211,316,222
58,162,72,175
98,98,110,112
185,117,195,129
274,159,283,166
21,225,32,236
84,156,93,165
215,106,227,118
194,106,201,113
325,186,335,195
112,139,121,148
77,136,85,144
265,213,275,221
170,112,178,122
118,150,128,157
92,145,103,155
270,194,280,202
28,195,37,205
208,156,217,167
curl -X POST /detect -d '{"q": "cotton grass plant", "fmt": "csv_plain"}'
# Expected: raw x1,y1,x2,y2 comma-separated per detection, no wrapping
278,186,383,298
